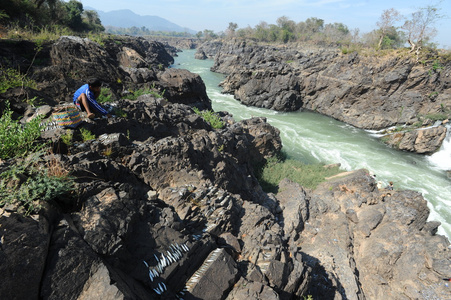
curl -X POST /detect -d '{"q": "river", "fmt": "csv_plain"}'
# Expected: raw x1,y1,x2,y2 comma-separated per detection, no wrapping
173,49,451,240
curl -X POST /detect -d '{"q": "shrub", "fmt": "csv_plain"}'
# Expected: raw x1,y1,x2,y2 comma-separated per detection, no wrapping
0,67,37,93
123,86,165,101
256,155,342,192
112,107,127,118
0,104,45,159
61,131,73,146
0,155,76,215
193,107,224,129
124,88,151,100
79,127,95,141
97,87,114,103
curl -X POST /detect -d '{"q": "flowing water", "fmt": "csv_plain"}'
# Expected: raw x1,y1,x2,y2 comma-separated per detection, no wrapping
173,49,451,240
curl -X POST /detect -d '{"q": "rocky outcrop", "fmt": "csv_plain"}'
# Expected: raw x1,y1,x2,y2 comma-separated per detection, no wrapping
278,171,451,300
196,40,224,60
150,37,200,51
0,35,210,115
200,39,451,153
383,124,448,154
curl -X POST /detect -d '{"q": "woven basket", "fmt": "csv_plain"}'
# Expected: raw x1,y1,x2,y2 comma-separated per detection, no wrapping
52,105,82,128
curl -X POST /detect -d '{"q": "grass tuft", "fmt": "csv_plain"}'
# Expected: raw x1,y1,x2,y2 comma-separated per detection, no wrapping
193,107,224,129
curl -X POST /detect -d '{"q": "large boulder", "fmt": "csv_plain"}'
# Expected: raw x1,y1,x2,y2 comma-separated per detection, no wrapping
383,125,447,154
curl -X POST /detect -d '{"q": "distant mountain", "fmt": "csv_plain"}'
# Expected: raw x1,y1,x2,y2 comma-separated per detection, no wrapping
91,8,196,34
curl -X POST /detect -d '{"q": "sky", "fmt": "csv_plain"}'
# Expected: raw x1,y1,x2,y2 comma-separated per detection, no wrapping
80,0,451,48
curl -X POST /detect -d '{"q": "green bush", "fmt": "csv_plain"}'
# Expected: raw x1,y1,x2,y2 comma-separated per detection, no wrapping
256,156,342,192
193,107,224,129
79,127,95,141
123,87,165,101
61,131,73,146
123,88,151,100
112,107,127,118
97,87,114,103
0,157,76,215
0,67,37,93
0,104,45,159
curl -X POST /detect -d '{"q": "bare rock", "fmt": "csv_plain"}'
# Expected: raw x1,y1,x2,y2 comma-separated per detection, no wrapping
0,214,49,300
384,125,447,154
185,248,238,300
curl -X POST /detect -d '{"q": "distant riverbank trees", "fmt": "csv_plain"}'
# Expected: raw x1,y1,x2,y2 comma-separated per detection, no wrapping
215,2,446,52
232,17,354,46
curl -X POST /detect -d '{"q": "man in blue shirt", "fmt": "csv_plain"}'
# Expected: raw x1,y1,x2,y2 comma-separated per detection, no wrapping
73,78,110,119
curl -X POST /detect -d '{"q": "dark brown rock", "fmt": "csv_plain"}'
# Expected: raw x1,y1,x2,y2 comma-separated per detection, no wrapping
0,214,49,300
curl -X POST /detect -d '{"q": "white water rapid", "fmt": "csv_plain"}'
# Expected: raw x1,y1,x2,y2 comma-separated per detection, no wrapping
173,49,451,240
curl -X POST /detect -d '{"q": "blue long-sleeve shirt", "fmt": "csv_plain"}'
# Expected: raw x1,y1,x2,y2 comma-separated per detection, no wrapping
73,84,108,115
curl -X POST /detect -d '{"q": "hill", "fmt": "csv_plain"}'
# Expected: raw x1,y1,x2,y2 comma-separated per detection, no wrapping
91,8,196,34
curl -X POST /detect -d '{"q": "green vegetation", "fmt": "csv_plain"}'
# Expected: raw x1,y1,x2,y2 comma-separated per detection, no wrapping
123,88,150,101
193,107,224,129
123,86,165,101
61,131,73,146
0,67,37,93
421,113,448,121
256,155,342,192
0,155,76,215
112,107,127,118
101,145,113,157
79,127,95,141
0,104,45,159
1,0,104,36
97,87,114,103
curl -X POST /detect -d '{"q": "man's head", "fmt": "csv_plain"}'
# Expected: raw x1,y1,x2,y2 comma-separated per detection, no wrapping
88,78,102,93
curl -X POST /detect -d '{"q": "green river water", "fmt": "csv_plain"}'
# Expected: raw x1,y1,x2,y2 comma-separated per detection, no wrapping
173,49,451,240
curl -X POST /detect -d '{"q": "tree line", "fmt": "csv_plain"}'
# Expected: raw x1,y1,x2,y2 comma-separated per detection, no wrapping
211,1,446,53
0,0,104,33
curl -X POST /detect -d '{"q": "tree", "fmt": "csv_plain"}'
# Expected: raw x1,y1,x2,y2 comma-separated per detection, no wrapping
226,22,238,38
64,0,83,31
323,22,350,44
376,8,402,49
276,16,295,33
401,1,444,53
83,9,104,32
203,29,217,40
254,21,269,41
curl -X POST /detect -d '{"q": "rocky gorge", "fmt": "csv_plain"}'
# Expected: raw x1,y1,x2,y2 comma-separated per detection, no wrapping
196,39,451,155
0,35,451,300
